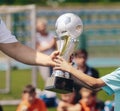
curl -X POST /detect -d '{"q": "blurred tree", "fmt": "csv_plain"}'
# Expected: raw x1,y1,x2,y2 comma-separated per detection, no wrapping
0,0,14,4
0,0,119,5
14,0,36,4
0,0,4,4
7,0,46,5
110,0,120,1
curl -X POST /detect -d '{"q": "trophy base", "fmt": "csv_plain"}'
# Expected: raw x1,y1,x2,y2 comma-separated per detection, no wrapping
45,76,74,94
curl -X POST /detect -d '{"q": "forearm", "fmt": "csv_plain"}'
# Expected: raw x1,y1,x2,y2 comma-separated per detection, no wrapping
69,66,104,89
0,42,51,66
71,75,101,91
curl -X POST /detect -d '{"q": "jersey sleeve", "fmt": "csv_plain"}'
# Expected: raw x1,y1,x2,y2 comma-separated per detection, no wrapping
101,68,120,95
0,19,18,43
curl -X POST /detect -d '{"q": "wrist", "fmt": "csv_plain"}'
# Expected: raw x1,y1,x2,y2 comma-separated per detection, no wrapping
36,52,51,66
69,65,74,73
47,56,53,66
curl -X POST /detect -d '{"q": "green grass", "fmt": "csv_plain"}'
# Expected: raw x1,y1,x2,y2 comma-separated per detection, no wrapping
2,105,17,111
2,105,56,111
0,71,6,89
0,67,117,111
0,69,46,99
0,69,32,99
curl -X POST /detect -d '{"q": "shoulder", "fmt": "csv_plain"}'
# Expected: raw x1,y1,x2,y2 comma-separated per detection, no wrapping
91,67,99,77
90,67,99,73
86,66,99,78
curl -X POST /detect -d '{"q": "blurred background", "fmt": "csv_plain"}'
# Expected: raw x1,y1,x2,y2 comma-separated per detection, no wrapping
0,0,120,111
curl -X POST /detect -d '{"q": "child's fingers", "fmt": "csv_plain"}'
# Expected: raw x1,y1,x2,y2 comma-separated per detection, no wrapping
56,56,64,61
54,59,62,64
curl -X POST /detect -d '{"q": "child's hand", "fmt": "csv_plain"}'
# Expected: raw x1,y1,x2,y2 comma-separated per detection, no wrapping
54,56,72,73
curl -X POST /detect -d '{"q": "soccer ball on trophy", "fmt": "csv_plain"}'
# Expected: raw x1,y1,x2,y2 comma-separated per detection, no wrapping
56,13,83,39
45,13,83,93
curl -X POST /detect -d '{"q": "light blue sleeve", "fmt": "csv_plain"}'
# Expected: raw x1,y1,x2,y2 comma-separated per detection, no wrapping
101,68,120,95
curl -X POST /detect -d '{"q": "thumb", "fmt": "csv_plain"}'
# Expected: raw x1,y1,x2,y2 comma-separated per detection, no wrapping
51,50,60,59
54,50,60,56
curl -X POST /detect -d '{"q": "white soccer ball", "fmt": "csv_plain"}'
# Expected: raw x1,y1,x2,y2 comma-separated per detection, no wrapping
55,13,83,38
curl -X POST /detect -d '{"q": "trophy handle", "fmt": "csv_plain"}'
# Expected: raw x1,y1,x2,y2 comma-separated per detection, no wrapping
55,35,79,61
55,35,69,56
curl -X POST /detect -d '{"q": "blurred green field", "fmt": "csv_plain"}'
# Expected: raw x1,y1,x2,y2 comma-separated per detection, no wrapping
3,105,56,111
0,67,117,111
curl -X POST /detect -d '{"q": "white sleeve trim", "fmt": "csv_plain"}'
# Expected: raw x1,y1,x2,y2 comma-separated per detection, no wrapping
0,19,18,43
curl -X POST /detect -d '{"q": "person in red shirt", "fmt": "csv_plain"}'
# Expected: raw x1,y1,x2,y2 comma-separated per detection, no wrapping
16,84,47,111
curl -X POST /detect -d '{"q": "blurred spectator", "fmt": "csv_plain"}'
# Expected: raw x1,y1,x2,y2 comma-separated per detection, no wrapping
57,91,81,111
36,17,56,81
36,17,57,107
71,49,99,101
72,49,99,78
79,88,104,111
0,105,3,111
16,84,47,111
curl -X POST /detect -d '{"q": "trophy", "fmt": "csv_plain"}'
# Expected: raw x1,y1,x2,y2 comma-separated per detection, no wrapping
45,13,83,93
